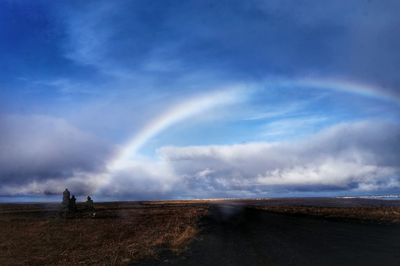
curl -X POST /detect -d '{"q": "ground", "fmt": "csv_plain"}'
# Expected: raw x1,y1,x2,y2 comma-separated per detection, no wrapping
0,201,207,265
1,198,400,265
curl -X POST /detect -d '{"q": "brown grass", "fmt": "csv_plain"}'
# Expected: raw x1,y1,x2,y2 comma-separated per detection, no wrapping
254,205,400,223
0,202,208,265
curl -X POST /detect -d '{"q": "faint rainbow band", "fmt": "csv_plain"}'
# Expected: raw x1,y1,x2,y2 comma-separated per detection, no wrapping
94,78,399,192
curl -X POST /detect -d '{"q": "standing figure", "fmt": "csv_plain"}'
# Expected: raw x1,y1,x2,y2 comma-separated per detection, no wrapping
70,195,77,212
86,196,95,216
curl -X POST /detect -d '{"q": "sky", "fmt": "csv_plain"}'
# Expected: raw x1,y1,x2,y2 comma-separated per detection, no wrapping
0,0,400,201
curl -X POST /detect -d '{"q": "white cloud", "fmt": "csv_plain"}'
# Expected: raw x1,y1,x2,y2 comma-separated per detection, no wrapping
156,120,400,196
257,160,397,187
97,158,179,197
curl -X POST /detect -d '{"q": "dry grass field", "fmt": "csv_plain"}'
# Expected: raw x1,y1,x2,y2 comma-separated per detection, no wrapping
245,198,400,223
0,202,208,265
1,198,400,265
254,205,400,223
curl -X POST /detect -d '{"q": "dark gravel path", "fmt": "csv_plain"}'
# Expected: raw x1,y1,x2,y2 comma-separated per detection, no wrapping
136,205,400,266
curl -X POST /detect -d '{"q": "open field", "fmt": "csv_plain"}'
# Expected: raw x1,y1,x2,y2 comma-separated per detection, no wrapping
0,202,208,265
1,198,400,265
254,205,400,223
250,197,400,223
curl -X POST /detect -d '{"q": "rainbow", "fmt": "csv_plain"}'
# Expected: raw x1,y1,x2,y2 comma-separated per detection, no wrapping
273,78,400,105
107,87,245,171
95,77,399,192
108,78,399,171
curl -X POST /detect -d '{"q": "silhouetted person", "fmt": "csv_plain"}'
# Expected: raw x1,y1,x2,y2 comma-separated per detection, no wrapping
86,196,94,209
70,195,77,212
86,196,95,216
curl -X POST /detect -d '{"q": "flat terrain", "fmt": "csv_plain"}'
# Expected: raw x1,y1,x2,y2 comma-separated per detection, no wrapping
139,204,400,266
1,198,400,265
0,201,208,265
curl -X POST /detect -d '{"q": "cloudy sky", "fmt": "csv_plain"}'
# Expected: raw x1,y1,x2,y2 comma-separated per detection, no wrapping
1,0,399,201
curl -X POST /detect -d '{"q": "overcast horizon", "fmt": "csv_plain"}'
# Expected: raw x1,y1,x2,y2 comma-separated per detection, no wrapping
1,0,400,201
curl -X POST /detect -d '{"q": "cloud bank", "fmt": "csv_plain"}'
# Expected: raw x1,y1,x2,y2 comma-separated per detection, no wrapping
1,117,399,199
95,120,400,199
0,115,112,195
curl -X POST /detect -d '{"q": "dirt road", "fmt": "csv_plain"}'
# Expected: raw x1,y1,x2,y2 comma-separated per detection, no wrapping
137,205,400,266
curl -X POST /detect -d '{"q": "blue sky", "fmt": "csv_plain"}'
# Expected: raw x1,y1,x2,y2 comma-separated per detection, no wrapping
0,0,399,200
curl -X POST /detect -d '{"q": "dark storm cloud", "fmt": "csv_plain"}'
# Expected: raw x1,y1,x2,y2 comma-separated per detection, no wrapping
0,115,113,194
1,1,399,97
60,0,400,94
